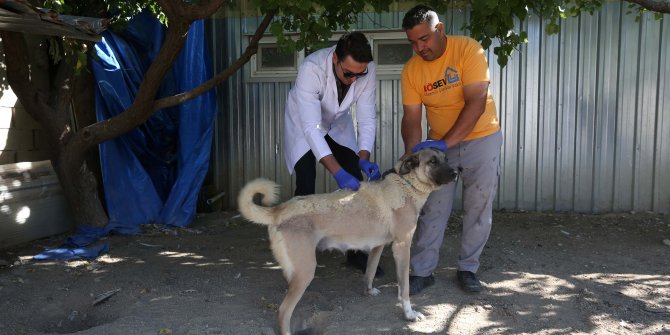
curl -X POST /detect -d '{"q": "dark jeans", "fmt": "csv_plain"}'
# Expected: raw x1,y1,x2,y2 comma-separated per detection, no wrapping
293,135,363,196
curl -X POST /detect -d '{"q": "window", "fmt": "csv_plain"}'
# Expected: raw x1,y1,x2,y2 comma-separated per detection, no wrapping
247,31,413,81
366,31,413,78
375,40,414,65
258,44,296,70
248,36,304,81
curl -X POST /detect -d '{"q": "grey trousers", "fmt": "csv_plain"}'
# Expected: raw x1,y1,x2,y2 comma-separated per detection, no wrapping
410,131,502,276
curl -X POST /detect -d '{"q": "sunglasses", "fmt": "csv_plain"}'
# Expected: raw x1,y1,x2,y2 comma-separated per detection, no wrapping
339,62,368,78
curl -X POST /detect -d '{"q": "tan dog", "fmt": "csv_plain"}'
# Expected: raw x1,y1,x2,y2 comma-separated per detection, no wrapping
237,149,458,335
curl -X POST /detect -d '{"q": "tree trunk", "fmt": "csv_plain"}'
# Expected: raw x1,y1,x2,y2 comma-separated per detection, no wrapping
1,2,272,229
1,31,110,228
72,70,106,210
53,157,109,228
54,69,109,228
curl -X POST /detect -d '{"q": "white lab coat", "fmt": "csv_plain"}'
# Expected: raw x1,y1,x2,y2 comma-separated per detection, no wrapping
284,46,377,174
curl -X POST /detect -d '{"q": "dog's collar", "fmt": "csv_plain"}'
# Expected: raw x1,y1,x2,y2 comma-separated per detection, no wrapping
397,174,421,193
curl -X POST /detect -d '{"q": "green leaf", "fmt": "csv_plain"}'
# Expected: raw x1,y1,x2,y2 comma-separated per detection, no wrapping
270,21,284,36
513,5,528,21
485,22,498,36
485,0,498,9
546,22,560,35
497,55,508,67
482,37,492,49
75,52,88,75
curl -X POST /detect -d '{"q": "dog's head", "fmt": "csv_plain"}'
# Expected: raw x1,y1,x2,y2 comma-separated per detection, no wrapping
395,148,459,187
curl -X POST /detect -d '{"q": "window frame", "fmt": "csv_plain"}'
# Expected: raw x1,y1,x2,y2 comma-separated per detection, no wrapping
247,35,304,82
245,30,412,82
365,31,413,79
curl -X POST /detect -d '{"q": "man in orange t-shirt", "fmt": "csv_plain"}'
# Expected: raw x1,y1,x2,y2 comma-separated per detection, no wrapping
401,5,503,294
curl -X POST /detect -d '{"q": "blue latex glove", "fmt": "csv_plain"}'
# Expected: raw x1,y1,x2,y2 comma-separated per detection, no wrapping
412,139,448,153
358,159,382,181
334,169,360,190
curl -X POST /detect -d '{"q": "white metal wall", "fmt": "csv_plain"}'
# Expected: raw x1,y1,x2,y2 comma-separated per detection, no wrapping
207,2,670,213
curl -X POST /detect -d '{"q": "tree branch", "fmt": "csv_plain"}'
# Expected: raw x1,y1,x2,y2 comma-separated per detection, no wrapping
0,31,54,126
183,0,228,22
625,0,670,13
75,20,192,149
153,8,278,111
27,36,52,96
1,31,32,98
156,0,180,20
157,0,225,23
51,52,76,113
68,0,231,155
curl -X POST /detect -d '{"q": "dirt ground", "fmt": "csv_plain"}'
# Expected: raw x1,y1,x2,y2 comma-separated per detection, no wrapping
1,210,669,335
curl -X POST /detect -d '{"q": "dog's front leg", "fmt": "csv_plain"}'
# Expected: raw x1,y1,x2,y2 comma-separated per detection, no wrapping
363,245,384,296
392,240,425,321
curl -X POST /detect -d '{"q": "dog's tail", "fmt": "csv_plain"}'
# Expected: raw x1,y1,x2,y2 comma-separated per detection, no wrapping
237,178,279,225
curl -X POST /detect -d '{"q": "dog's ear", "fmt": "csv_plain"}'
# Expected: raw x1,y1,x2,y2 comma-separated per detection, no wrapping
397,155,419,175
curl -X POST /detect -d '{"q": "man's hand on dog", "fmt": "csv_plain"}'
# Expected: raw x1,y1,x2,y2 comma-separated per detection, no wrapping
334,169,360,190
412,139,447,153
359,159,381,181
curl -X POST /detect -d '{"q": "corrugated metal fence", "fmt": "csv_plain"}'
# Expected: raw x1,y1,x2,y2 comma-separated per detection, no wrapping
207,2,670,213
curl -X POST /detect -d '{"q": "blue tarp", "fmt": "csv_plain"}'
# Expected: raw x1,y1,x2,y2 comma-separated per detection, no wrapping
34,11,216,261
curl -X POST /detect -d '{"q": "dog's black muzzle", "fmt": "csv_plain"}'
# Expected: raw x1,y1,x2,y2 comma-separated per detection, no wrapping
436,165,460,185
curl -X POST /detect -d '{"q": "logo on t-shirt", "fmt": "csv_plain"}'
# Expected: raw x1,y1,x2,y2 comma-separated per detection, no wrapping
446,67,459,84
422,67,462,95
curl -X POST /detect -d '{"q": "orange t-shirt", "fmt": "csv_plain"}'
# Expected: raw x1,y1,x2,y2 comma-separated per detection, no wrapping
401,35,499,141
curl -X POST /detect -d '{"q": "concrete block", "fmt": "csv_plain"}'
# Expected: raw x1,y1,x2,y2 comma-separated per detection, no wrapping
12,107,41,130
3,129,35,151
0,160,74,249
0,107,15,128
0,89,19,108
0,150,17,164
16,150,49,163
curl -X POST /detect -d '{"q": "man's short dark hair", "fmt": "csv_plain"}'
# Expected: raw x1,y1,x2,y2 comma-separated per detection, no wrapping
335,31,373,63
402,5,439,31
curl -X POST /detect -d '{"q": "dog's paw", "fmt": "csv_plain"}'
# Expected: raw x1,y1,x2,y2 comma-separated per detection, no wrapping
366,287,381,296
405,310,425,322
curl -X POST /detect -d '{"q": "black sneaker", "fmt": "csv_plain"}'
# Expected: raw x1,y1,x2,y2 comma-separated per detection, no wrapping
457,271,482,293
409,274,435,295
346,250,384,277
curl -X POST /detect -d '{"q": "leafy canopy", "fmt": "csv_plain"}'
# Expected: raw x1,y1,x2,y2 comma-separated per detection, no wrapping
39,0,665,68
259,0,665,66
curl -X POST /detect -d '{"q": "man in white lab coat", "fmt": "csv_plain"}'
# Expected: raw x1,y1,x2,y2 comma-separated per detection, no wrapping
283,31,383,275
